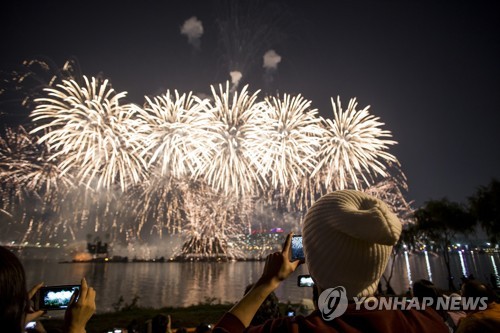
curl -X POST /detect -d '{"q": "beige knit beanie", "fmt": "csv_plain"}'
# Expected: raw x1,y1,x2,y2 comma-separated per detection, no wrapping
302,190,402,299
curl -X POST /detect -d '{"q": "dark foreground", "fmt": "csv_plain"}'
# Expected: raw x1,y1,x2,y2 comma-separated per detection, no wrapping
40,303,233,333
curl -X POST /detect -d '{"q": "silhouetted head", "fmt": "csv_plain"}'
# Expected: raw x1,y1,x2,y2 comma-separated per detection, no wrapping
151,314,169,333
461,280,497,304
413,279,441,306
0,246,28,333
195,322,212,333
244,284,281,325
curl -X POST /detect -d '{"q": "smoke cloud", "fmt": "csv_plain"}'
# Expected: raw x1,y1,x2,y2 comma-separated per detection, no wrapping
263,50,282,86
180,16,204,50
263,50,282,70
229,71,243,92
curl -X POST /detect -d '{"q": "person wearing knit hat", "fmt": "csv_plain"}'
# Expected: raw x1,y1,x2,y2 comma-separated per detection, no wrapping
213,190,450,333
303,189,402,299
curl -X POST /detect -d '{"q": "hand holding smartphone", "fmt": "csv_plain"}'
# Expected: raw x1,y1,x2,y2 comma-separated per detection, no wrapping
33,284,80,311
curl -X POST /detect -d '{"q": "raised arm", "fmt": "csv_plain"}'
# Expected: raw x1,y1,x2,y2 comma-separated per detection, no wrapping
227,232,301,328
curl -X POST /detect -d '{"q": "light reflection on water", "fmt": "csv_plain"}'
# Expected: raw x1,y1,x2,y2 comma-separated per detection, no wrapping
21,251,500,313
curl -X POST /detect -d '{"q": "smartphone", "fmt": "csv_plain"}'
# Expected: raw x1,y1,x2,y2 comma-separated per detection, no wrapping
297,274,314,287
25,321,36,330
291,235,305,262
287,310,295,317
34,284,80,311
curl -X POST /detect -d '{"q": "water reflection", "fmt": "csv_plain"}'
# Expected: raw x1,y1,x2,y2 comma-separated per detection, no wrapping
491,255,499,276
404,251,412,286
424,250,432,282
458,250,468,277
21,251,500,312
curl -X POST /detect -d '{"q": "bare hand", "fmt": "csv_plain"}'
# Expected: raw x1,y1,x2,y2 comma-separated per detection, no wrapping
64,278,96,333
259,233,301,288
25,282,45,324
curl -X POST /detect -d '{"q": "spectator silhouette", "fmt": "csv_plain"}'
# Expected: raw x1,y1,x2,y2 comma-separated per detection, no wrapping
413,279,465,330
152,314,171,333
213,190,450,333
0,246,95,333
456,279,500,332
195,322,212,333
244,283,281,325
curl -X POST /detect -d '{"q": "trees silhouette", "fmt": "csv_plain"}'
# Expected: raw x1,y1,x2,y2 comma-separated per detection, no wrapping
413,198,475,291
469,178,500,243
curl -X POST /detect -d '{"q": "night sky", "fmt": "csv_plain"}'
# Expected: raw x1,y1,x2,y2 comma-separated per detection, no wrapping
1,0,499,207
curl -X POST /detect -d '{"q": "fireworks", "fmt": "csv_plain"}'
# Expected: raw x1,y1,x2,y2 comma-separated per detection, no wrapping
135,91,210,179
0,126,73,242
198,82,268,197
260,94,324,190
313,96,397,191
30,76,147,191
1,76,408,258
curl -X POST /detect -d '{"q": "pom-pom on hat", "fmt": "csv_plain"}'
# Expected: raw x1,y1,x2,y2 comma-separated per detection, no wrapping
302,190,402,299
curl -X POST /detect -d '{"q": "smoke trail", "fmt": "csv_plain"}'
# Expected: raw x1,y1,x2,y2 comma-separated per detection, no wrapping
263,49,282,85
180,16,204,50
229,71,243,92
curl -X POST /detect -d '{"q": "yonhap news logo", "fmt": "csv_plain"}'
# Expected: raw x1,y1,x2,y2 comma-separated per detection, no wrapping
318,286,348,320
319,286,489,321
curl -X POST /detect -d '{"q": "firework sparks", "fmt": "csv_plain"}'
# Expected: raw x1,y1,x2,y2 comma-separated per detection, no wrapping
135,90,210,178
180,183,250,259
313,96,397,191
0,73,408,258
198,82,268,197
260,94,324,190
30,76,147,191
0,57,82,115
364,165,414,224
0,126,73,242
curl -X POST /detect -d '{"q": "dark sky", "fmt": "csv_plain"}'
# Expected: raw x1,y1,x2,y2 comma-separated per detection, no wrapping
1,0,499,207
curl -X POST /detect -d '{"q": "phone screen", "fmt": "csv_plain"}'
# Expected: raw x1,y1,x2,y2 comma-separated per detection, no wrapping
297,274,314,287
291,235,304,261
38,285,80,310
25,321,36,330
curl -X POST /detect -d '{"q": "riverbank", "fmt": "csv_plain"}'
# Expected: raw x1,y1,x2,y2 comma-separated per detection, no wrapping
38,302,305,333
39,303,234,333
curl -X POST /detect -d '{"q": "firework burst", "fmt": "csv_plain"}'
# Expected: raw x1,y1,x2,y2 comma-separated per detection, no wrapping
364,164,414,224
313,96,397,191
260,94,324,197
0,71,409,257
0,126,73,242
180,182,250,259
135,90,210,178
0,57,82,120
30,76,147,191
198,82,268,197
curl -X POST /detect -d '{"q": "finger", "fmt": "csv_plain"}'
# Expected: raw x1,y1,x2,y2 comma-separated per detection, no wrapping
80,278,88,300
28,282,44,299
290,259,301,271
281,232,293,255
87,287,96,304
26,310,45,323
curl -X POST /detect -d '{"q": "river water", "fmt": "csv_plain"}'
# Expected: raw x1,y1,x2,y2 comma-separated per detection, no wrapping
20,250,500,313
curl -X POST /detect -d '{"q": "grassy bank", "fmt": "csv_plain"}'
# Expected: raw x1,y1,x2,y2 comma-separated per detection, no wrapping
39,301,304,333
40,303,233,333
